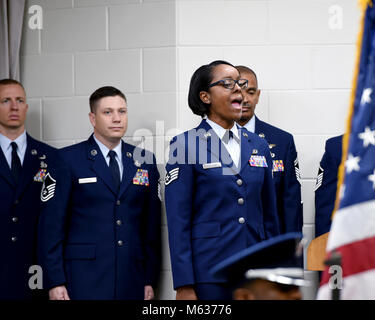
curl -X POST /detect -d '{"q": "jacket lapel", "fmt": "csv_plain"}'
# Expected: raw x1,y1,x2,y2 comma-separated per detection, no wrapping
118,141,138,198
0,145,15,188
87,135,118,196
197,120,238,174
239,127,254,173
15,135,41,198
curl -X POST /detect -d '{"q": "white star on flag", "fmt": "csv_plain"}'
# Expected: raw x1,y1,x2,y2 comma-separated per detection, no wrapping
345,154,360,173
369,170,375,189
361,88,372,105
358,126,375,147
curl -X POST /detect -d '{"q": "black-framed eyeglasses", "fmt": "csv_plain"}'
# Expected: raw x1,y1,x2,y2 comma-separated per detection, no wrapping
209,78,248,90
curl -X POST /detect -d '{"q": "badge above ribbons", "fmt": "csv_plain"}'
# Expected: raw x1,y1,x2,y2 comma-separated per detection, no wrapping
249,155,268,167
133,169,149,186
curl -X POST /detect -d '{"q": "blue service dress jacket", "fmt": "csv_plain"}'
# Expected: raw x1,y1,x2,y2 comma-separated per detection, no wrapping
255,117,303,233
38,135,161,300
165,119,280,290
0,134,60,300
314,135,343,237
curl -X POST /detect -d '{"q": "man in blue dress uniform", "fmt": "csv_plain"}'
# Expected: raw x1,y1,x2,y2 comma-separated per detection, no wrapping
0,79,60,299
314,135,343,237
236,66,303,234
38,86,161,300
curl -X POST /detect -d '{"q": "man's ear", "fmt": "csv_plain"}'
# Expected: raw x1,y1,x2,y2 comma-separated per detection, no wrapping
89,112,96,128
256,89,261,104
199,91,211,104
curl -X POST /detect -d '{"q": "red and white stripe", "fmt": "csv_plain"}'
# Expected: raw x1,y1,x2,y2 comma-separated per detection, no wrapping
317,199,375,299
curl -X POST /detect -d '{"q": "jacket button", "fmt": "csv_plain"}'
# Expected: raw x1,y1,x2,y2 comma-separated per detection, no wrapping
236,179,243,186
238,217,245,224
116,220,122,226
238,198,244,205
12,217,18,223
118,240,123,246
116,200,121,206
11,237,17,242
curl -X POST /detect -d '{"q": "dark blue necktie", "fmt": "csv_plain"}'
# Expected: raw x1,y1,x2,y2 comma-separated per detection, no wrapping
11,142,22,184
108,150,120,191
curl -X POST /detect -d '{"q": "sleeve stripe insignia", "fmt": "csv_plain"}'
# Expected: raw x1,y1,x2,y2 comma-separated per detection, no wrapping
40,173,56,202
294,158,301,183
314,166,324,191
165,168,179,186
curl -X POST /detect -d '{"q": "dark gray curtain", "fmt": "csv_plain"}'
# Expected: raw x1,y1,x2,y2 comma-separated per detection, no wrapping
0,0,25,80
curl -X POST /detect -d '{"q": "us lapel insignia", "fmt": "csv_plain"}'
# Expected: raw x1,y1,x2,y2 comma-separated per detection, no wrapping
126,152,132,158
91,149,97,156
31,149,37,156
259,133,265,139
133,169,149,186
134,160,141,168
34,169,47,182
243,132,248,138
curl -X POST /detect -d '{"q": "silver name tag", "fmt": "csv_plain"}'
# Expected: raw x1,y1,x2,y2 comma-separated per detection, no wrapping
203,162,222,169
78,177,97,184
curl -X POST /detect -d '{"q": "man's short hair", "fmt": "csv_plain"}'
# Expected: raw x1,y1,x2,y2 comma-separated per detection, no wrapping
89,86,127,113
188,60,235,117
0,78,25,91
235,66,258,87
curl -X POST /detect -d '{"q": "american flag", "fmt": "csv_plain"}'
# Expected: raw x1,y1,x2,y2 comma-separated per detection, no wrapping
318,1,375,299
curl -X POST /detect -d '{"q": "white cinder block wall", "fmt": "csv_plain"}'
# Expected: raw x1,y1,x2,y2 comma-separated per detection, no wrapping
20,0,360,300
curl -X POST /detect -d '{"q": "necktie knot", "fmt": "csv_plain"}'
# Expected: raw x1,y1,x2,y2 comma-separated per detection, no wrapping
11,142,18,153
108,150,117,160
222,130,234,144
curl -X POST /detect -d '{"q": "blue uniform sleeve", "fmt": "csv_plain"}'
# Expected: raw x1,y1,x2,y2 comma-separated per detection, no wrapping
261,142,281,238
314,141,339,237
282,137,303,233
38,159,71,290
142,154,161,287
164,135,196,289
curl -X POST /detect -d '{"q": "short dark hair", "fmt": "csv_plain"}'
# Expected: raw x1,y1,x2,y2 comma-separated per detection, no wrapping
188,60,235,117
0,78,25,91
89,86,127,113
235,66,258,87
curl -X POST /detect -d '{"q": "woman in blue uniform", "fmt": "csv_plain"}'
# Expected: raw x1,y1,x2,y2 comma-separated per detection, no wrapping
165,60,280,300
